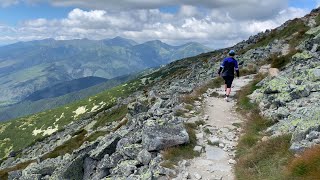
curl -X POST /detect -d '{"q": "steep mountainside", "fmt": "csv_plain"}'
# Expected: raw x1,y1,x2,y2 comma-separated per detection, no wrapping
0,37,211,106
1,7,320,180
0,74,135,122
24,76,108,102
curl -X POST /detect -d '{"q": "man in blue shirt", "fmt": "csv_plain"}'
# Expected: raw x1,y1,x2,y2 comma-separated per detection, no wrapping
218,50,240,101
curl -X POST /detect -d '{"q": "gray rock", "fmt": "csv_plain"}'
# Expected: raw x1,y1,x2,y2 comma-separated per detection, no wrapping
228,159,237,164
137,149,152,165
306,131,319,141
120,144,143,159
20,174,42,180
8,170,22,180
89,135,121,160
289,142,306,153
128,101,149,117
194,173,202,180
83,157,98,180
97,152,124,171
193,146,202,153
142,122,189,151
110,160,139,176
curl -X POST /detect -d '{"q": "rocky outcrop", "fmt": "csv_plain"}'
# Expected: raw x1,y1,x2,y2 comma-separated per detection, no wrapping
250,25,320,152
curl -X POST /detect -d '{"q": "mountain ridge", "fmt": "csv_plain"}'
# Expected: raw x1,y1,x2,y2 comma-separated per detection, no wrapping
0,37,211,106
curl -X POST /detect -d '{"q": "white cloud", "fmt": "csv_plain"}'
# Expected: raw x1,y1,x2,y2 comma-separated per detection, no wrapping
0,4,310,48
0,0,19,7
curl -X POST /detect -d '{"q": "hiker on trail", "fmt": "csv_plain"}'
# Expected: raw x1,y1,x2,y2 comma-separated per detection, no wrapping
218,50,240,101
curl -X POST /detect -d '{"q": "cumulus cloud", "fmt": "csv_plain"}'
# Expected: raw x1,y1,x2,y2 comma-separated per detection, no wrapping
24,0,288,21
0,0,19,7
0,2,310,48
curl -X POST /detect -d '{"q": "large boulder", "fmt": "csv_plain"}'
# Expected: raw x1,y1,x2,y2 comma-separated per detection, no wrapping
142,120,189,151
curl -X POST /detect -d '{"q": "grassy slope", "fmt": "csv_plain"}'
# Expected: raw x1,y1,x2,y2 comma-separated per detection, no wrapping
0,74,133,122
0,51,211,159
0,78,143,158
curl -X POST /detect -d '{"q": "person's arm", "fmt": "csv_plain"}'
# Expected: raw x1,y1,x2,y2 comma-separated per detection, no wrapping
235,60,240,77
218,59,226,76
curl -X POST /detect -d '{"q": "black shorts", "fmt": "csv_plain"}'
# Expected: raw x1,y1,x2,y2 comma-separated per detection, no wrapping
223,76,234,88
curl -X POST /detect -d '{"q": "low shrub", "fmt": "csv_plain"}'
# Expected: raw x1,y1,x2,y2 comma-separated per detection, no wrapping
286,145,320,179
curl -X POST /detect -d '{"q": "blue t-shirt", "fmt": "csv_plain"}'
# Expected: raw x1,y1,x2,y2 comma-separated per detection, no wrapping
221,57,239,77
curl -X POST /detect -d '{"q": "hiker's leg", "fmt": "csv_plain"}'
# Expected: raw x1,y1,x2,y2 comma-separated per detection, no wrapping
223,76,228,93
226,76,234,96
226,88,231,96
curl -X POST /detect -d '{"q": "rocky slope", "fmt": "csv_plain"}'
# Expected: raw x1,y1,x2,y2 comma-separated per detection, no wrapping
1,7,320,180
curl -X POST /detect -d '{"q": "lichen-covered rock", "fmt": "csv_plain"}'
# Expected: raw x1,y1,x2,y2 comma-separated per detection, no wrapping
8,170,22,180
119,144,143,159
110,160,139,176
128,101,149,117
307,68,320,82
142,122,189,151
137,149,152,165
263,77,291,94
292,51,313,60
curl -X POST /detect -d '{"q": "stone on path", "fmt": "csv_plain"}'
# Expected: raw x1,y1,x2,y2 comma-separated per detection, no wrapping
194,173,202,180
206,146,228,161
193,146,203,153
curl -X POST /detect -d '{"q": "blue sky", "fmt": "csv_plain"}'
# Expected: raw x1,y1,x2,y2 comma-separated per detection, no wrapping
0,0,318,48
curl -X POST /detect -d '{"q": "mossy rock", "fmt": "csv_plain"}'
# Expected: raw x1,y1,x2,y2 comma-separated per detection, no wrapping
292,51,313,60
306,25,320,35
307,68,320,82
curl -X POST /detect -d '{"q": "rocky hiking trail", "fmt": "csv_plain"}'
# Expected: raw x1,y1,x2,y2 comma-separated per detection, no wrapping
176,75,254,180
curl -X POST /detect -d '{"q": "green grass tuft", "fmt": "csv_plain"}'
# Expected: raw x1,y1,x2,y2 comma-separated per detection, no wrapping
93,105,128,130
86,131,109,142
41,129,87,160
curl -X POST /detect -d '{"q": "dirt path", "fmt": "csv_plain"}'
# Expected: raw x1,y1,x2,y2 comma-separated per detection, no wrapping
176,75,254,180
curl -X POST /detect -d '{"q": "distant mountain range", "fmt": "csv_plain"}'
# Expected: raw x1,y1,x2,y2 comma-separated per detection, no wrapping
0,36,211,106
24,76,108,102
0,74,135,122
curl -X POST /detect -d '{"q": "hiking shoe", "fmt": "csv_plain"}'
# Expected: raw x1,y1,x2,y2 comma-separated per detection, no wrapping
224,96,229,102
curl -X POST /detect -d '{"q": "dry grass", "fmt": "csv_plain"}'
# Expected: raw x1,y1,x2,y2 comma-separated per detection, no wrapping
184,104,194,111
235,73,266,112
181,77,224,104
86,131,109,142
41,129,87,160
174,109,186,117
0,160,36,180
267,49,299,69
236,135,293,180
112,118,128,132
93,105,128,130
234,73,295,179
240,64,258,76
285,145,320,179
